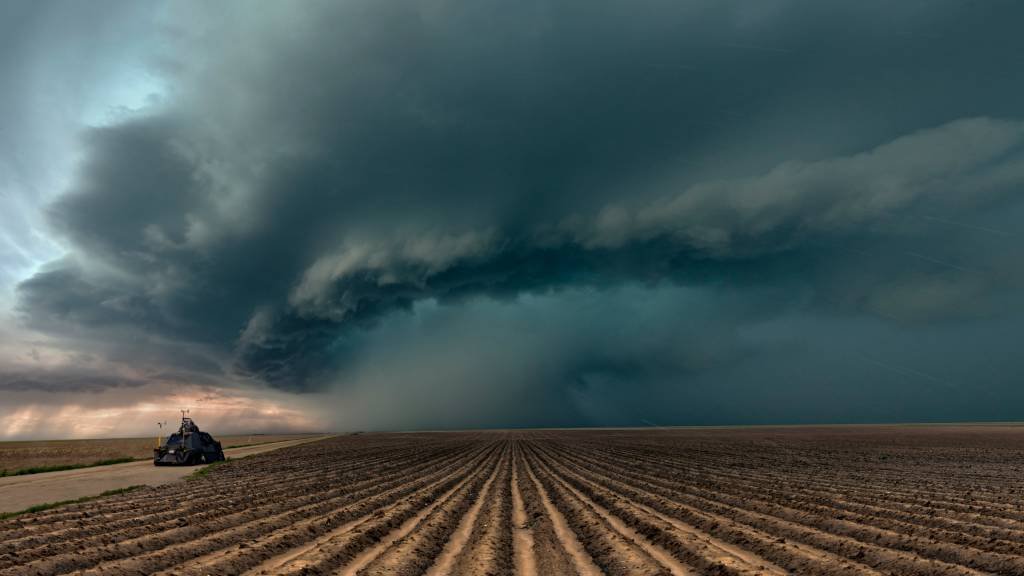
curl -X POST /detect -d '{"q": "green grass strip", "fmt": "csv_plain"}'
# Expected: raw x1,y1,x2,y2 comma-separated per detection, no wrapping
0,485,147,520
186,457,242,480
0,457,138,477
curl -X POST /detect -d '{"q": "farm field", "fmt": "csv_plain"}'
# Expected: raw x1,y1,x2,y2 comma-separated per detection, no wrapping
3,425,1024,575
0,434,321,474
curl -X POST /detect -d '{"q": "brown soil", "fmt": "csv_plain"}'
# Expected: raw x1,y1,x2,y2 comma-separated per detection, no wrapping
2,425,1022,575
510,449,538,576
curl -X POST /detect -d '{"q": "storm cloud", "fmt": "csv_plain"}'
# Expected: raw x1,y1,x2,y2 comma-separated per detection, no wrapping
4,0,1024,434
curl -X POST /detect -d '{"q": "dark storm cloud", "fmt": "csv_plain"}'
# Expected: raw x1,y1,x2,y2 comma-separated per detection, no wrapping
220,117,1024,388
0,369,146,393
11,0,1024,426
0,0,164,296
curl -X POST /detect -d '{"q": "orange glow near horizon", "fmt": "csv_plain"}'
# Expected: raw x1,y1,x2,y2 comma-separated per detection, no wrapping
0,387,324,441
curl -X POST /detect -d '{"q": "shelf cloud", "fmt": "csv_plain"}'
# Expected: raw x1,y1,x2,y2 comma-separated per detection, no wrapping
3,0,1024,436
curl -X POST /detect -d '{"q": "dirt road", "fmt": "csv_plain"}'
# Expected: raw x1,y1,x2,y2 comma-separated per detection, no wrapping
0,435,331,514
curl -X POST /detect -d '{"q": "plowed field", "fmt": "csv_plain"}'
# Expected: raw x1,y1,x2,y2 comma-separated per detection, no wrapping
3,425,1023,575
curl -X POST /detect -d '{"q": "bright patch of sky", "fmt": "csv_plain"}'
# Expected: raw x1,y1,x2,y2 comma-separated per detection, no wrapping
0,2,171,307
81,68,168,128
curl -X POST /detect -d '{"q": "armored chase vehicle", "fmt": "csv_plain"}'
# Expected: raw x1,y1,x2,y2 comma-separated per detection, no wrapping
154,416,225,465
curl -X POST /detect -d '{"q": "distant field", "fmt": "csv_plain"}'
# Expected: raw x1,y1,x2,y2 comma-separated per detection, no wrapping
0,434,319,475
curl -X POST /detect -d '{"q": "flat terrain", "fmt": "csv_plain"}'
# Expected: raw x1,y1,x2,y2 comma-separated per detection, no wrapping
3,425,1024,575
0,436,332,514
0,434,319,474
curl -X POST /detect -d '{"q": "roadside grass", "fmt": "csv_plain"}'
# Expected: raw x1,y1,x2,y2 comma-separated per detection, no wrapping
186,451,262,481
0,457,138,478
0,485,147,520
185,457,232,480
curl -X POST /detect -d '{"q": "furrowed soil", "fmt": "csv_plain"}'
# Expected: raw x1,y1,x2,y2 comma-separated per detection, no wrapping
3,425,1024,575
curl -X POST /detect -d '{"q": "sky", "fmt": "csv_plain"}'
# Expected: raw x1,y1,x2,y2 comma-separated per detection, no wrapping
2,0,1024,439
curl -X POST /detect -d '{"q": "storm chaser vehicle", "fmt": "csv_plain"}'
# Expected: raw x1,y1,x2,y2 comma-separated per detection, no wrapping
154,415,225,465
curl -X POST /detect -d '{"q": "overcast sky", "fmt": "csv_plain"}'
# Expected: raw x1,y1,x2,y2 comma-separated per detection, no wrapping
2,0,1023,439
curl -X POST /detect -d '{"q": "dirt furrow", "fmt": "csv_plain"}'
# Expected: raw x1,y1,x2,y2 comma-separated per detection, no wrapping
524,445,670,576
422,446,504,576
522,449,601,576
159,443,497,576
512,442,579,576
5,446,481,576
256,444,500,576
525,443,695,576
0,446,449,565
553,442,882,576
597,444,1024,523
0,442,430,536
531,442,788,576
563,444,990,576
0,442,443,553
572,444,1024,574
596,444,1024,538
510,443,539,576
445,444,514,576
357,443,509,576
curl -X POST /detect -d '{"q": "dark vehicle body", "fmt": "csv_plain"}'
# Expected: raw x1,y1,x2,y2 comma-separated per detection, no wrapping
154,417,225,465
